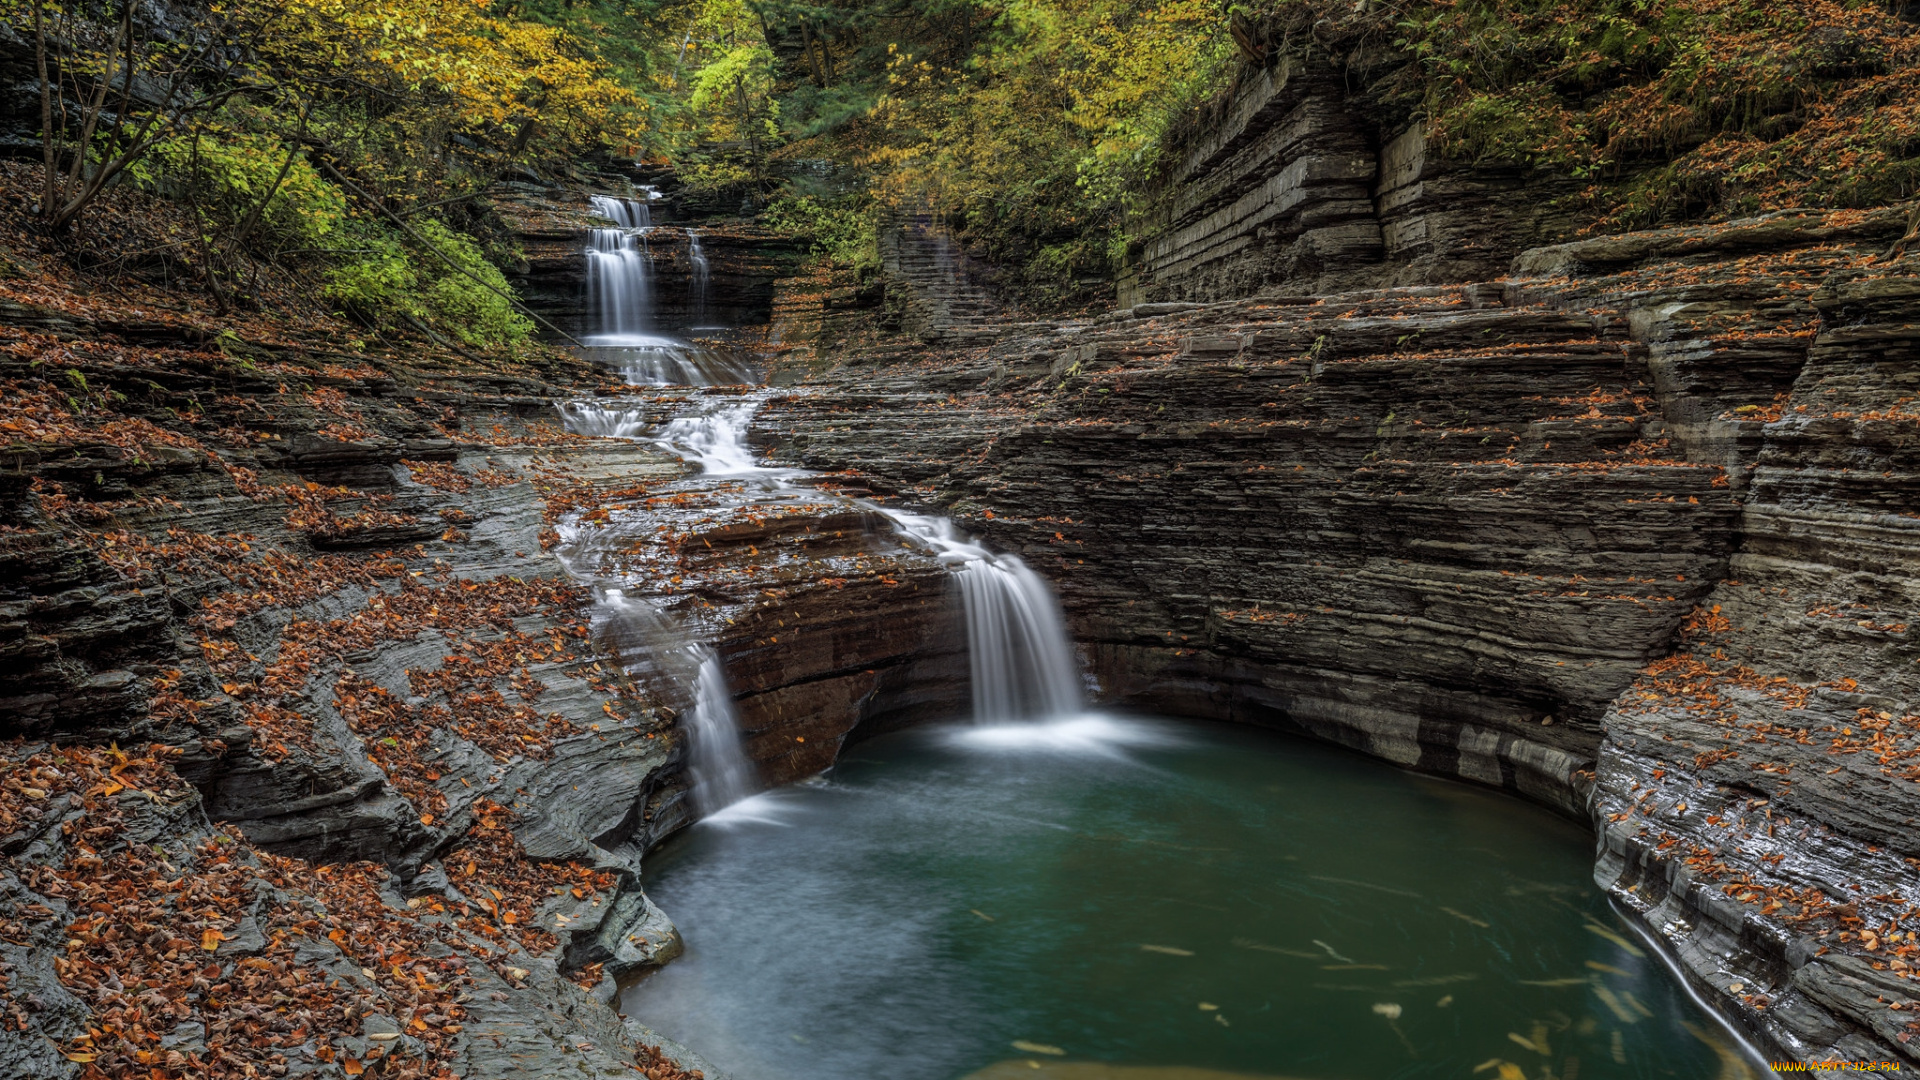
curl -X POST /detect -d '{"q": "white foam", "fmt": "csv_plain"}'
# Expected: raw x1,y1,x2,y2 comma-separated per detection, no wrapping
941,713,1185,756
701,790,796,828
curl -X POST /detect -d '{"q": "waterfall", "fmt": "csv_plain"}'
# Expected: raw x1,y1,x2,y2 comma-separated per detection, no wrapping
955,559,1082,721
553,391,1084,819
688,229,710,327
587,193,653,339
580,194,756,387
686,647,757,814
873,508,1082,723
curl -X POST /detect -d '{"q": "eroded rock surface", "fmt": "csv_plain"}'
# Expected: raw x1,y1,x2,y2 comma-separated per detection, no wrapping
0,249,964,1076
758,207,1920,1062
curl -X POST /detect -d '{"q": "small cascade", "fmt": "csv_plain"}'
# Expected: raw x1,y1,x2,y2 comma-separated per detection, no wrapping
554,400,650,440
653,401,770,476
686,647,757,814
581,192,756,387
582,588,754,816
585,587,701,691
874,509,1082,722
687,229,710,327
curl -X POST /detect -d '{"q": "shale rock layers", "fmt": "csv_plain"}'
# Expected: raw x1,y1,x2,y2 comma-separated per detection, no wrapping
760,206,1920,1063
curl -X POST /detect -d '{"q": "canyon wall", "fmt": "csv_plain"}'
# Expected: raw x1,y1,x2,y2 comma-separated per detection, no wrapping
1117,59,1579,307
759,204,1920,1064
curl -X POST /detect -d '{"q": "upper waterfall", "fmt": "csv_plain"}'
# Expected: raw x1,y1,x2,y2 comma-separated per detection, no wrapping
580,191,755,387
586,192,654,339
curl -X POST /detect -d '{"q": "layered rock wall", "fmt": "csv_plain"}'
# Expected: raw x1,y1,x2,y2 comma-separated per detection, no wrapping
757,205,1920,1063
1120,60,1578,305
0,258,957,1077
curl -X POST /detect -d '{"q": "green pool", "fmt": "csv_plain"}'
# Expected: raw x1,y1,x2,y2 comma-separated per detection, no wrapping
621,715,1761,1080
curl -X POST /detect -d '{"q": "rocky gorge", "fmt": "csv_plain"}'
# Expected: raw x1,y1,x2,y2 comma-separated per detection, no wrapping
756,205,1920,1066
3,49,1920,1080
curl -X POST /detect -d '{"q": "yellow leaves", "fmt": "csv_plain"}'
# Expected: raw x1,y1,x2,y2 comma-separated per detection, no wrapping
201,928,225,951
343,1057,366,1075
270,0,644,151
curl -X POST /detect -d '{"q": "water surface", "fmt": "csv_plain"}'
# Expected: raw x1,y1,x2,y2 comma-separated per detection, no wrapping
621,716,1759,1080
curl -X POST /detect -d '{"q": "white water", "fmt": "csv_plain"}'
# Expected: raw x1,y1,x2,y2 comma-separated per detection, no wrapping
550,402,765,817
554,400,649,440
653,401,770,476
687,646,757,814
582,192,754,386
688,229,710,326
552,391,1086,816
870,508,1081,722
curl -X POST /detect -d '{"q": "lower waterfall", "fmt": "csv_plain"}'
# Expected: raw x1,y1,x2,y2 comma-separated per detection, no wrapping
684,646,757,814
553,390,1085,817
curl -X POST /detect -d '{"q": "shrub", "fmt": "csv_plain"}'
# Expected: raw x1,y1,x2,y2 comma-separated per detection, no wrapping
762,193,878,271
323,217,532,349
133,131,349,254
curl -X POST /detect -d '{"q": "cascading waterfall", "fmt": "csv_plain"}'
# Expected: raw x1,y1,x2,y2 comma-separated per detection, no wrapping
686,647,757,814
581,192,755,387
551,402,764,817
687,229,710,327
955,558,1082,721
551,391,1083,816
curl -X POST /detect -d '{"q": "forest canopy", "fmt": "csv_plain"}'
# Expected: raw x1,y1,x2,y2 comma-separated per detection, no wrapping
661,0,1920,301
10,0,1920,316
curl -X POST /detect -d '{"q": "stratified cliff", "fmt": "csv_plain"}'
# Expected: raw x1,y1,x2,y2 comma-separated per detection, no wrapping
758,204,1920,1063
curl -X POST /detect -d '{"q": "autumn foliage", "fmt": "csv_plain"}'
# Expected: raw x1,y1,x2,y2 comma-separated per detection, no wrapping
1204,0,1920,227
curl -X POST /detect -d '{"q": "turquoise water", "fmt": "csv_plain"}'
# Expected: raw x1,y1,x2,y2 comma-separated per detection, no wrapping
621,715,1761,1080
